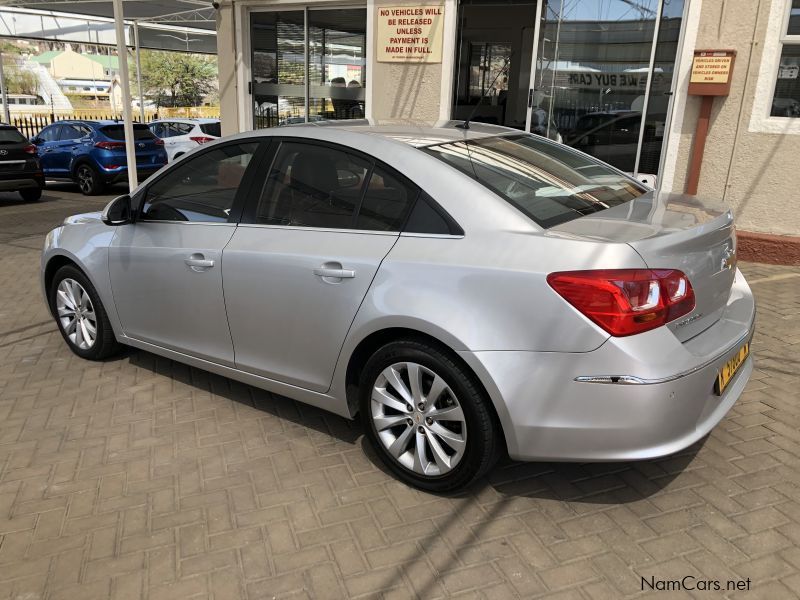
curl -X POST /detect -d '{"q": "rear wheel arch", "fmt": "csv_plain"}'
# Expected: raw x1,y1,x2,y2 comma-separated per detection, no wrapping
344,327,507,453
70,157,93,178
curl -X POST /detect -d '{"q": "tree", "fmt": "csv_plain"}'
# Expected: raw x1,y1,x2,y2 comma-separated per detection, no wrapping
133,50,217,108
3,65,38,96
1,42,38,96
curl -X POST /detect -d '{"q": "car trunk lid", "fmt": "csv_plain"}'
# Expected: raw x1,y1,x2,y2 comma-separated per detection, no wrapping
548,191,737,342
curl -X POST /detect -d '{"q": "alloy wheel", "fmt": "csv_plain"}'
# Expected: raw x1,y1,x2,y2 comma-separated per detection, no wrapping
77,166,94,194
370,362,467,477
56,278,97,350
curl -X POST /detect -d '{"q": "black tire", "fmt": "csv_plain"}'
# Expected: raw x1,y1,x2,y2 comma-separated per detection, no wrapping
19,187,42,202
49,264,120,360
359,339,500,492
74,164,106,196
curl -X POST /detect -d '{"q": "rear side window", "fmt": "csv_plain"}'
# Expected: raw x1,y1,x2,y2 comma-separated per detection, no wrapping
254,141,370,229
101,124,155,140
200,122,221,137
141,142,259,223
39,126,60,142
404,194,461,235
59,124,91,140
424,134,646,228
355,166,418,232
0,127,27,143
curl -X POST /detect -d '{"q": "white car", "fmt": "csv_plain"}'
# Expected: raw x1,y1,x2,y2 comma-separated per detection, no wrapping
147,118,220,162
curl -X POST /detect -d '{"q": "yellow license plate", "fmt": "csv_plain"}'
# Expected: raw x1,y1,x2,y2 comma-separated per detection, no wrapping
716,342,750,395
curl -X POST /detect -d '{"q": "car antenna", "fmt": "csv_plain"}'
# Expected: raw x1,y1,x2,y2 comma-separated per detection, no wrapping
456,53,513,131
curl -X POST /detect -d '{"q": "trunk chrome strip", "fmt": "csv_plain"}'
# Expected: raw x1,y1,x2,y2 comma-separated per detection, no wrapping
575,313,755,385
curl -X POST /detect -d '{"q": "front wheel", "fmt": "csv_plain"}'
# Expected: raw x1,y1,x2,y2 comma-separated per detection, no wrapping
49,265,120,360
359,339,500,492
75,164,105,196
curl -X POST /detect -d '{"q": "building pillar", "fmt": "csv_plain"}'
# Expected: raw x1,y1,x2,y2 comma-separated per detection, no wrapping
217,0,240,136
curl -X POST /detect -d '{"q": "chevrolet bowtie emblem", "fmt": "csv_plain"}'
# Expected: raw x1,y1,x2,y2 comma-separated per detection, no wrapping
721,245,737,272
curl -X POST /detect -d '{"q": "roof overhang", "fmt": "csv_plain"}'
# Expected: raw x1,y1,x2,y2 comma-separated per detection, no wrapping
0,2,217,53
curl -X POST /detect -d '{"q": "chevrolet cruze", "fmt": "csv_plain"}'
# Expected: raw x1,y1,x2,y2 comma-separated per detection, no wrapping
41,122,755,491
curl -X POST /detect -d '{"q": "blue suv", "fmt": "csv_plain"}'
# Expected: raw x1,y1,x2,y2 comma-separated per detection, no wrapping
32,120,168,195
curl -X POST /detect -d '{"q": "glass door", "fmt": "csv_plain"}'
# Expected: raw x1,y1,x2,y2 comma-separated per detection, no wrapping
308,9,367,121
452,1,539,129
529,0,685,176
250,8,367,129
251,10,307,128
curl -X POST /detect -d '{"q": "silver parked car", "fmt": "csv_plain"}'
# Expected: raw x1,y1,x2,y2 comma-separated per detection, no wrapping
41,122,755,491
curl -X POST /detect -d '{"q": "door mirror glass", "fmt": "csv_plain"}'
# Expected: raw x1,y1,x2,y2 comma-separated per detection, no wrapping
102,194,132,226
31,137,42,145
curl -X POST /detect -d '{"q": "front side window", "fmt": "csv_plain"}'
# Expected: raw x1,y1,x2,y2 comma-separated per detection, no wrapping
424,134,647,228
254,141,370,228
771,0,800,117
141,142,259,223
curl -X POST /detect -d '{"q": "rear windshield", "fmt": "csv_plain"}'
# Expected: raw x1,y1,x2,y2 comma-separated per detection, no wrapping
0,127,27,144
423,134,647,228
199,122,221,137
101,124,156,140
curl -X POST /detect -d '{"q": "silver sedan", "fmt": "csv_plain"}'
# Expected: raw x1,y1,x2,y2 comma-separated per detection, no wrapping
41,122,755,491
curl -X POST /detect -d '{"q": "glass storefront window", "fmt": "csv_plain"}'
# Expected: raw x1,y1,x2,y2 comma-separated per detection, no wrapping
308,9,367,121
452,0,685,178
770,1,800,118
251,8,366,128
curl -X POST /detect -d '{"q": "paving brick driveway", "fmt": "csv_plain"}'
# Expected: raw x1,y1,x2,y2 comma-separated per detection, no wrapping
1,188,799,599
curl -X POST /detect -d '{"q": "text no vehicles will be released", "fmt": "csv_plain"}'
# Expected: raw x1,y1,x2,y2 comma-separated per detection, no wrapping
377,5,445,63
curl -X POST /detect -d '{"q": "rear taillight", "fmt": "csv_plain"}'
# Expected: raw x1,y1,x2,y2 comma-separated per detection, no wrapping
23,144,37,154
190,136,214,145
95,141,125,150
547,269,695,337
154,138,164,146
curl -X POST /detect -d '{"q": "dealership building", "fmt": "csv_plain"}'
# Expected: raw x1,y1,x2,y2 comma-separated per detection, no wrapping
214,0,799,259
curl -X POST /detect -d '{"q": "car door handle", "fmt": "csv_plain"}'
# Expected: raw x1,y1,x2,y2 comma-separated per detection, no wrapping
314,266,355,279
44,148,53,152
185,254,214,271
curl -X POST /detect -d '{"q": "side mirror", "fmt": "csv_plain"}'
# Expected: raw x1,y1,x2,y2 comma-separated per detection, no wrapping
101,194,132,226
31,137,42,145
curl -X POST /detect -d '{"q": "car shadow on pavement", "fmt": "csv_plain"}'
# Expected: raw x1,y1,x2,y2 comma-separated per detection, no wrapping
0,192,58,207
127,347,702,504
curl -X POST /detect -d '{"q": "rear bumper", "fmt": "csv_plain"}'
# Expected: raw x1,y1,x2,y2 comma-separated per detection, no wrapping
461,269,756,462
0,176,44,191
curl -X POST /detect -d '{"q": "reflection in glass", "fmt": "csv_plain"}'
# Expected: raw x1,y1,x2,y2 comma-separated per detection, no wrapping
251,11,306,128
772,46,800,118
531,0,683,174
788,0,800,36
452,1,538,129
639,0,685,173
308,9,367,121
251,9,367,128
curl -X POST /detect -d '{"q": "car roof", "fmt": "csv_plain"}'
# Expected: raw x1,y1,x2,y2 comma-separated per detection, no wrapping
244,120,518,148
